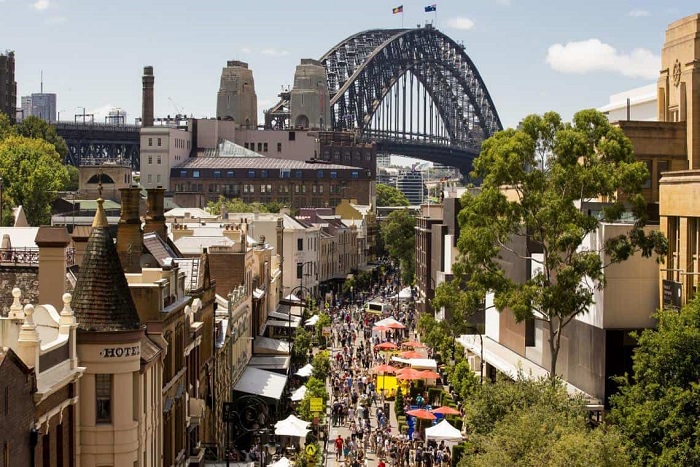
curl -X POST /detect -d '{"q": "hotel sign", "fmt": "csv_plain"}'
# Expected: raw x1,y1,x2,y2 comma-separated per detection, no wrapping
662,280,682,310
99,346,140,358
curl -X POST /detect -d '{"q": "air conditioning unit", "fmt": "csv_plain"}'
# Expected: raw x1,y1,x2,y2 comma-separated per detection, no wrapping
467,355,481,373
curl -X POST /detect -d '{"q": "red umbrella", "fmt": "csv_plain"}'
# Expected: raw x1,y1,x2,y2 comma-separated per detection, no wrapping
406,408,437,420
431,406,461,416
418,370,441,379
372,325,391,332
401,341,426,348
400,350,424,359
396,369,423,380
376,342,398,350
385,321,406,329
372,364,397,374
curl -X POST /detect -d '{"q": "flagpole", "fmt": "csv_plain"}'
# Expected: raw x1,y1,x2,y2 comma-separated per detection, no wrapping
402,10,404,28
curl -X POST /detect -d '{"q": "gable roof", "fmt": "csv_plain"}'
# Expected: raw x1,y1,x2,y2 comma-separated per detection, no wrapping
71,199,142,332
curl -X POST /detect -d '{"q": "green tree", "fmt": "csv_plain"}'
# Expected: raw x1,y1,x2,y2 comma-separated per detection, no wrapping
297,376,329,421
311,350,331,381
0,136,69,225
15,116,69,159
454,110,667,377
65,165,80,191
608,301,700,466
315,313,331,345
459,376,629,466
380,209,415,284
449,359,480,401
207,196,283,216
292,327,312,366
377,183,410,207
0,113,14,140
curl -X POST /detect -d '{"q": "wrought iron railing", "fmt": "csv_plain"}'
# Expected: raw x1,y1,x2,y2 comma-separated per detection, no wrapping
0,247,75,266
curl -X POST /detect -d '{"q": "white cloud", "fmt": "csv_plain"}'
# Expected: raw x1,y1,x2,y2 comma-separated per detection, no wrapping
446,17,474,30
545,38,659,79
33,0,49,11
240,47,252,54
628,9,650,17
45,16,66,24
260,48,289,57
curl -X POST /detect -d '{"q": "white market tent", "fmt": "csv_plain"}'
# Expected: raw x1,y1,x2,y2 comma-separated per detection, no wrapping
374,317,404,328
295,363,314,378
275,414,310,437
291,385,307,402
269,457,291,467
305,315,320,326
395,287,412,301
425,419,463,442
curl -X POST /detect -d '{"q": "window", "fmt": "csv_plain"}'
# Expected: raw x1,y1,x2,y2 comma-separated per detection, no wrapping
180,170,188,177
248,170,256,178
289,131,296,141
193,171,200,178
281,169,291,179
213,170,221,178
312,185,317,194
295,170,303,179
351,171,359,179
658,160,669,182
244,143,249,149
330,171,338,179
227,170,235,177
319,185,324,194
157,174,161,183
157,156,161,165
295,185,300,193
642,160,652,189
297,262,303,279
277,142,282,152
317,170,324,178
157,137,162,146
297,238,304,251
261,170,269,178
257,143,263,152
148,137,153,146
147,174,152,183
301,185,306,193
148,155,152,164
95,374,112,423
264,142,268,152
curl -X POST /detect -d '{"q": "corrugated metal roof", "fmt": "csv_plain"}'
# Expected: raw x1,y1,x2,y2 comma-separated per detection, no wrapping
175,156,362,170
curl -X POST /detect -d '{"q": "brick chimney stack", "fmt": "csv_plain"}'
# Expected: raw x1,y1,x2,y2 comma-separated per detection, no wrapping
117,186,143,273
144,187,167,241
142,66,154,127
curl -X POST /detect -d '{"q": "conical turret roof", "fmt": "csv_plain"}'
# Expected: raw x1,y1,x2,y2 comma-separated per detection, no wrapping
72,198,142,332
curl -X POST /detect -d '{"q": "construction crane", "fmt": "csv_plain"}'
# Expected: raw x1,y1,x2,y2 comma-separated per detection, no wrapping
168,97,184,117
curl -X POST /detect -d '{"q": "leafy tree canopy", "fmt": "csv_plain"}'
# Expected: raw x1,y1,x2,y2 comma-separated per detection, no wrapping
609,301,700,466
454,109,667,376
15,116,69,158
207,195,283,216
0,136,69,225
311,350,331,381
377,183,410,207
460,376,629,466
380,209,415,284
297,376,328,421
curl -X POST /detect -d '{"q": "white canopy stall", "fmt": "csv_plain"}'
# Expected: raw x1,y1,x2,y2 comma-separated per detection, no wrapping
425,419,463,442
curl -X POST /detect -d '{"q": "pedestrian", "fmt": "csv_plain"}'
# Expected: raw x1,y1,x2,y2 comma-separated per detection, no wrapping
335,434,344,461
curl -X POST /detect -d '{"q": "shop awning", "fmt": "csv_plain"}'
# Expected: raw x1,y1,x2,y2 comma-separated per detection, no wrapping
233,366,288,400
266,318,299,329
248,355,291,371
254,336,291,355
253,288,265,299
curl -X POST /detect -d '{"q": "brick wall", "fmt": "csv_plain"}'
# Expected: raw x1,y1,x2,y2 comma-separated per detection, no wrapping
0,352,35,467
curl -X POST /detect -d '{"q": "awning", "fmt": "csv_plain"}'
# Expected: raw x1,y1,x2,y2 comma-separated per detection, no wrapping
295,363,313,378
269,310,303,326
254,336,291,355
253,288,265,299
266,318,299,329
248,355,291,371
305,315,320,326
233,366,288,400
425,419,463,442
291,386,307,402
276,303,305,318
456,334,601,404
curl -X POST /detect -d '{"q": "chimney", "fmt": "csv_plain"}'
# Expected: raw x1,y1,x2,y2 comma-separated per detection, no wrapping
144,187,167,241
70,226,92,268
34,226,71,309
117,186,143,273
142,66,154,127
172,223,194,242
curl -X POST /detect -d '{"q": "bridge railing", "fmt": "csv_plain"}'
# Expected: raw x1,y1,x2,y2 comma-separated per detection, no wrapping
54,122,141,133
361,129,482,150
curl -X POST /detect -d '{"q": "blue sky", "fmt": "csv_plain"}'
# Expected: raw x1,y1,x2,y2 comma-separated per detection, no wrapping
1,0,697,129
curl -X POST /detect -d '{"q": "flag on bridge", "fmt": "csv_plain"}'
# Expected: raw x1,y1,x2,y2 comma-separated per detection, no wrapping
392,5,403,14
425,4,436,12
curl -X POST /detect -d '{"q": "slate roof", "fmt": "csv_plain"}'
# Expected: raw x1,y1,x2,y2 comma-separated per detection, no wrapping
71,199,142,332
143,232,178,267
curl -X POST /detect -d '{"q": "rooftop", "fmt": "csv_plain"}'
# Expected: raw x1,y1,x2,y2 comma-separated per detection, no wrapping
176,156,363,171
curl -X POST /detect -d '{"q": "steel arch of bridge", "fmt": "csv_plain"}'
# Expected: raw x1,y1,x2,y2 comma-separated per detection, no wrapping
320,26,503,171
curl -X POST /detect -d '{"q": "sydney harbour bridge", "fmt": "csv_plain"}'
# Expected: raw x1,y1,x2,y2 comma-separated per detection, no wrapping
56,25,502,174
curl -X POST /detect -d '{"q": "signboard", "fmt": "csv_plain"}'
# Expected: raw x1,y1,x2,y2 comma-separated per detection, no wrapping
305,444,317,457
309,397,324,413
222,402,235,423
322,326,332,337
662,279,682,309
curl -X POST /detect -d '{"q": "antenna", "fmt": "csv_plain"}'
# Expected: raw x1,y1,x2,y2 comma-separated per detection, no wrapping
40,70,43,94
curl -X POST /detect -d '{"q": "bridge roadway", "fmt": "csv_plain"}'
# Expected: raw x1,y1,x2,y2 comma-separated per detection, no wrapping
54,121,141,169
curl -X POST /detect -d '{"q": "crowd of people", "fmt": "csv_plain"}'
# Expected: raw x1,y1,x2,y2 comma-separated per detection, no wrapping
322,264,452,467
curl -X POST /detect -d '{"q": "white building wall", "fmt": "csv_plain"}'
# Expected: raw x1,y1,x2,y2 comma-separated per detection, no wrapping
140,127,191,190
599,83,657,122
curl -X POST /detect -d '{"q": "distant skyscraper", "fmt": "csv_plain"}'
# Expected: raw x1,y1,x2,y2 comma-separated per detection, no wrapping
0,51,17,122
397,170,426,205
20,93,57,123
